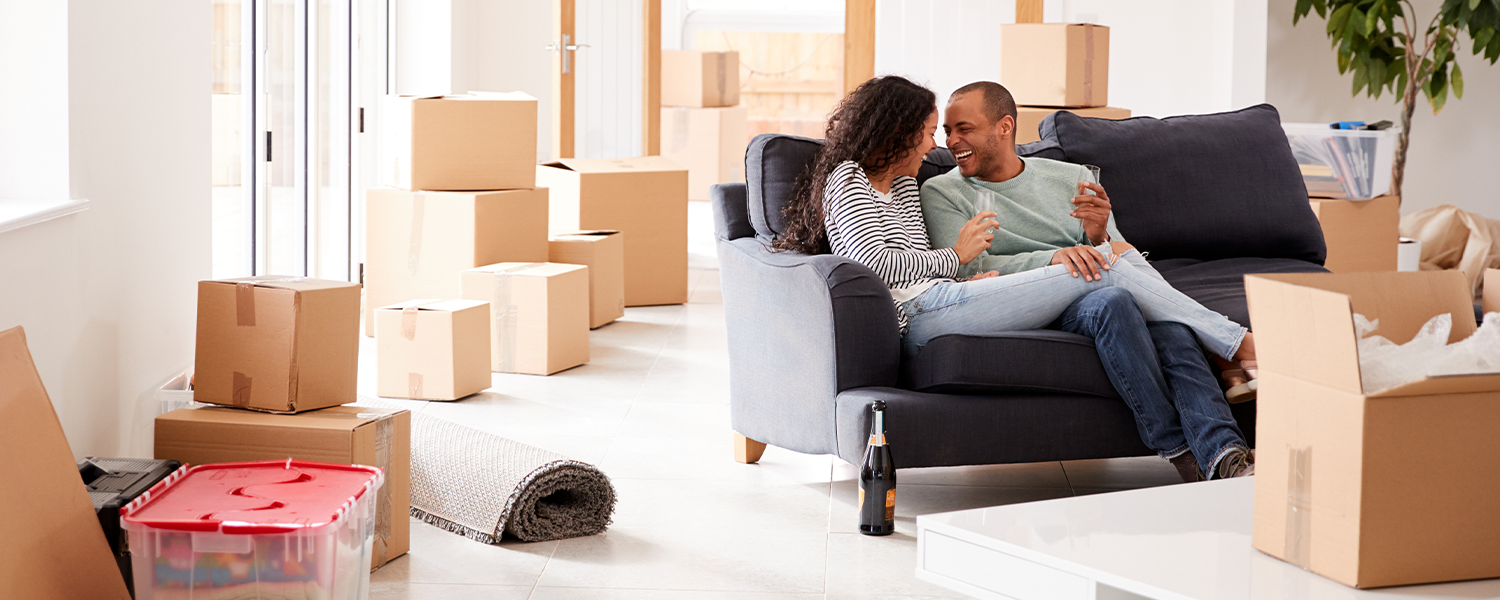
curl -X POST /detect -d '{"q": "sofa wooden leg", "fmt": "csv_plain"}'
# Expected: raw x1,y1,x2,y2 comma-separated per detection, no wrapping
733,432,767,464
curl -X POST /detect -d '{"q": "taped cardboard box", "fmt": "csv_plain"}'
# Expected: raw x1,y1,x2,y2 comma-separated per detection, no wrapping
1001,24,1109,108
661,106,748,201
549,231,626,328
1015,106,1130,144
376,299,491,400
537,157,688,306
381,92,538,191
0,327,133,599
1309,195,1400,273
1245,270,1500,589
462,263,590,375
196,276,361,413
661,50,740,108
364,186,550,336
154,404,412,571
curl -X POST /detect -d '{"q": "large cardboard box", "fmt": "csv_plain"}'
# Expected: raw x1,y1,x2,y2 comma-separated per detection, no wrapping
661,106,748,201
155,405,412,571
1309,195,1399,273
549,231,626,328
1015,106,1130,144
462,263,590,375
1,327,133,599
1002,24,1109,108
1245,270,1500,588
364,187,550,336
376,299,491,400
537,157,689,306
381,92,537,191
196,276,361,413
661,50,740,108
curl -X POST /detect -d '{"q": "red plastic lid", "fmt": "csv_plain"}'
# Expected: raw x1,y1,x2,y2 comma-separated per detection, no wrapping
120,460,383,535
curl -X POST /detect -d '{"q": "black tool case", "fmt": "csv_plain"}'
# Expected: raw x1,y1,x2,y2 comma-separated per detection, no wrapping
78,457,182,597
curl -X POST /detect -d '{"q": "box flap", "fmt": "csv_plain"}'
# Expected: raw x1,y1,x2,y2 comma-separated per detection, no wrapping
546,156,684,174
462,90,537,102
1367,372,1500,398
412,299,488,312
555,230,622,238
376,299,443,311
207,275,360,293
469,262,586,278
159,404,400,431
1245,275,1365,394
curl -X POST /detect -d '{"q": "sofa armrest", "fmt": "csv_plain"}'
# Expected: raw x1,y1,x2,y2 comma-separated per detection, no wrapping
710,183,753,241
716,237,900,456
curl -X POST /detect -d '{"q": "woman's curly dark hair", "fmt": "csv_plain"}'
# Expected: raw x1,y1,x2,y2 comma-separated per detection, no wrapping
772,75,936,255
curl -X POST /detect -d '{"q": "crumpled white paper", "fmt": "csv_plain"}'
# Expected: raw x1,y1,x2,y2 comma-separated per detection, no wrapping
1355,312,1500,394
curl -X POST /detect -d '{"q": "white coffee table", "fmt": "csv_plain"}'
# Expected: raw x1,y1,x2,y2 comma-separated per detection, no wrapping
915,478,1500,600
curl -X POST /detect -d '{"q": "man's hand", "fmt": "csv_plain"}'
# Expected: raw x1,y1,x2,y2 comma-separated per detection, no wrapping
1050,245,1112,282
954,211,998,264
967,270,1001,281
1072,182,1112,245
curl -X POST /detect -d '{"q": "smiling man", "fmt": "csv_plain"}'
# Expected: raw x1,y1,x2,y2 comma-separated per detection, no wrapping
919,81,1257,482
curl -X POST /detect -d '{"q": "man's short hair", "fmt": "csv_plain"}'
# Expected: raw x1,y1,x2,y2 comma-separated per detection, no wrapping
951,81,1017,128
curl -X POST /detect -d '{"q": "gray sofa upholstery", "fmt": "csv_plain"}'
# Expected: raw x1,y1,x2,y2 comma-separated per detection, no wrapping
714,104,1329,469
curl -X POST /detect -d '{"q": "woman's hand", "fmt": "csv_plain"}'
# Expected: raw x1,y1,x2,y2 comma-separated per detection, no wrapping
954,211,998,264
967,270,1001,281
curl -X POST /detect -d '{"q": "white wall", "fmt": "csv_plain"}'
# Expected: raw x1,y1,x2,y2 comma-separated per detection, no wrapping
1266,0,1500,217
0,1,211,459
0,2,69,199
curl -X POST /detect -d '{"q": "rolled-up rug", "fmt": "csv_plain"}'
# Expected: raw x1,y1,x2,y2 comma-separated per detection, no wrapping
357,396,616,543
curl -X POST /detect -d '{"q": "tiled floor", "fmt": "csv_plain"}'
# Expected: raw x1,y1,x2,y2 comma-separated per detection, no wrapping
361,202,1187,600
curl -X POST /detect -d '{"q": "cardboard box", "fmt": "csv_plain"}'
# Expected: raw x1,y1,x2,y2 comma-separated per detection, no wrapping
462,263,590,375
1015,106,1130,144
364,186,550,336
1002,24,1110,107
1309,195,1400,273
1245,270,1500,588
549,231,626,328
1485,269,1499,314
155,405,412,570
661,106,748,201
381,92,537,191
376,299,492,400
0,327,133,599
661,50,740,108
195,276,361,413
537,157,689,306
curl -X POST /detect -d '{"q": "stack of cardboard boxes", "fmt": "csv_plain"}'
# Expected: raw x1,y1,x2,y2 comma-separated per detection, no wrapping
1000,23,1131,144
658,50,747,203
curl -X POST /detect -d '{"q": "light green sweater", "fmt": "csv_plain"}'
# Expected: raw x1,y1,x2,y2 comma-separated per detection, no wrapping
920,157,1125,278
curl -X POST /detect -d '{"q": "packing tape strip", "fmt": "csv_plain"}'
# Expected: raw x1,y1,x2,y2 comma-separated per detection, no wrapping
232,371,253,407
373,416,394,566
407,193,426,276
401,306,420,341
236,282,257,326
491,263,544,372
408,372,423,399
1083,25,1095,106
716,52,728,104
1285,446,1313,569
670,108,691,153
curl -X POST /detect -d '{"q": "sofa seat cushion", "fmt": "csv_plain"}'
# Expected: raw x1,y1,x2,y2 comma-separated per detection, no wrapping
904,330,1118,399
1152,257,1329,329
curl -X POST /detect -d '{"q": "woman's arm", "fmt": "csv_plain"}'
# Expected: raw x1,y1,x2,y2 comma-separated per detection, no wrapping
824,164,959,285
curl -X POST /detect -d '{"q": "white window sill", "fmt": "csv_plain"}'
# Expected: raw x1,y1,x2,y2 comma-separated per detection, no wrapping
0,198,90,234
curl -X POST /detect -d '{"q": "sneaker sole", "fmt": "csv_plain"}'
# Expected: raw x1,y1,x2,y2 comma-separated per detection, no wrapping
1226,379,1258,404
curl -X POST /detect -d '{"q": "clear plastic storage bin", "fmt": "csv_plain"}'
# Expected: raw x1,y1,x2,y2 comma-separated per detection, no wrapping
121,460,384,600
1282,123,1399,200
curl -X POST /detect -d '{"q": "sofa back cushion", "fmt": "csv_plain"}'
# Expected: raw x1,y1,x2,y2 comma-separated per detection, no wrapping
1037,104,1326,263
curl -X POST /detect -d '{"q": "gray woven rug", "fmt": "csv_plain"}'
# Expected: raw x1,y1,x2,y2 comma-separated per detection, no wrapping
357,396,616,544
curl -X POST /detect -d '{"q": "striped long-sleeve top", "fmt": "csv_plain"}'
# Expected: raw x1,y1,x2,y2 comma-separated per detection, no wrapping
823,160,959,332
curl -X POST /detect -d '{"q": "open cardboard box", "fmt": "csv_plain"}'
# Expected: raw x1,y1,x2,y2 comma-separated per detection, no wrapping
1246,270,1500,588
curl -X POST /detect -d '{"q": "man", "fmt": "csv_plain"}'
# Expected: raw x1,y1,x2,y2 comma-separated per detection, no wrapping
920,81,1253,481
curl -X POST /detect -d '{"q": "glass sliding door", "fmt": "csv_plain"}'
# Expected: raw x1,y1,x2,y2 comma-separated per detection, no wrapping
212,0,253,278
258,0,305,276
310,0,352,280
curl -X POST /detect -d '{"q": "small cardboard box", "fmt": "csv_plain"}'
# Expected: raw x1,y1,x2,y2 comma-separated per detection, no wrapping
1,327,133,599
1309,195,1399,273
1246,270,1500,589
661,50,740,108
1015,106,1130,144
195,276,362,413
549,231,626,328
1002,24,1109,108
364,186,550,336
376,299,491,400
381,92,537,191
537,157,688,306
462,263,590,375
155,405,412,570
661,106,748,201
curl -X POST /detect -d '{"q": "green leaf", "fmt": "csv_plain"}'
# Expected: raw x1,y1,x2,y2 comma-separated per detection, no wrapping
1352,7,1371,35
1453,61,1465,97
1472,0,1483,10
1329,3,1354,35
1294,0,1312,23
1366,4,1383,34
1353,62,1371,95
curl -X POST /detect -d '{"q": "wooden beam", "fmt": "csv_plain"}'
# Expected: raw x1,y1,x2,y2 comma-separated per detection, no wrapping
1016,0,1044,24
553,0,575,159
843,0,876,95
642,0,661,156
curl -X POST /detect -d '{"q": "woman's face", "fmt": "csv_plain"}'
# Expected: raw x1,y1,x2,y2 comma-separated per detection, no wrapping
895,109,940,178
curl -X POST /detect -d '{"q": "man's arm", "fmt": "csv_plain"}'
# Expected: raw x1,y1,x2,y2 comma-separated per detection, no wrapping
921,181,1057,277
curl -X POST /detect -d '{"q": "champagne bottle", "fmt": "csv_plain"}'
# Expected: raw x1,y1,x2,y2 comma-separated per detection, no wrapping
858,401,895,536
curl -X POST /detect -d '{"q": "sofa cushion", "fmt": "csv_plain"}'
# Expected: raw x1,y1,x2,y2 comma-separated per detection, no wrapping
1151,257,1329,329
711,183,754,241
1038,104,1327,264
903,330,1119,398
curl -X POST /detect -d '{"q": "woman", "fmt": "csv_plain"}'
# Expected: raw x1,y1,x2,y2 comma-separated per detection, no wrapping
775,75,1258,479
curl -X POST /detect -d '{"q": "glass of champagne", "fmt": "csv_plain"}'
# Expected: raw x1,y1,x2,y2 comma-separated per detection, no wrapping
1076,165,1101,245
973,186,999,234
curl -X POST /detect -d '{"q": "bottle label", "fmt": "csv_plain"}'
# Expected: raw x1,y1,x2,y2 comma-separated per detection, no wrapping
868,433,887,446
858,487,865,511
885,489,896,521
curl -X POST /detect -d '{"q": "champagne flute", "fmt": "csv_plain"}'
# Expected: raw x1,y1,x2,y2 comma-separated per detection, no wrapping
1076,165,1101,245
973,185,999,234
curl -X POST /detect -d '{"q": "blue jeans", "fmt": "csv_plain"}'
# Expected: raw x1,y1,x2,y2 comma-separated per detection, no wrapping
1053,288,1246,477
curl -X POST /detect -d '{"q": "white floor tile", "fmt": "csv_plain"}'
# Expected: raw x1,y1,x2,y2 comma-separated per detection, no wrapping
827,481,1075,536
538,527,829,593
600,436,832,484
369,582,534,600
371,521,557,586
823,533,970,599
531,589,822,600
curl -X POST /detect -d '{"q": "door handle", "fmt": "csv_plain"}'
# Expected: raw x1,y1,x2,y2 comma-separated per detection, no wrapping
545,34,588,74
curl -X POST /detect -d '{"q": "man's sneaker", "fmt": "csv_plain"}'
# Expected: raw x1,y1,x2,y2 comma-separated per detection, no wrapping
1169,451,1204,483
1215,447,1256,479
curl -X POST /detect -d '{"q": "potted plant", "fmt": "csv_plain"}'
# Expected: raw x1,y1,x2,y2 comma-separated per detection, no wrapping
1293,0,1500,199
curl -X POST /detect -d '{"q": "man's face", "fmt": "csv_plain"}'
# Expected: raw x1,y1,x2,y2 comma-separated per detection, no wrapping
943,93,1009,179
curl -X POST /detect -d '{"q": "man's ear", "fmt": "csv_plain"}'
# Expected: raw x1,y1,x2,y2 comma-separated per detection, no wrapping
997,115,1015,143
